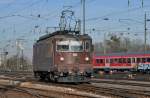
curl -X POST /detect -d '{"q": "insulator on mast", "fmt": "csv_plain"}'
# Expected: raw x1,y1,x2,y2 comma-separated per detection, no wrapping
141,0,144,8
128,0,130,8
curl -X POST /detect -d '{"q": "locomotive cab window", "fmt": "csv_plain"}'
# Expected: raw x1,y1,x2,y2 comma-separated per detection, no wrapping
71,45,83,51
56,40,69,51
56,40,83,52
57,45,69,51
70,41,83,52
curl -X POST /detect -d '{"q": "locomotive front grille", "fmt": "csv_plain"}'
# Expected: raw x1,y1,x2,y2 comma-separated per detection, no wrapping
57,64,92,75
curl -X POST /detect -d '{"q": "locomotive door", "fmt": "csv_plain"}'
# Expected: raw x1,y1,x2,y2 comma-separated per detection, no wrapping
52,39,55,67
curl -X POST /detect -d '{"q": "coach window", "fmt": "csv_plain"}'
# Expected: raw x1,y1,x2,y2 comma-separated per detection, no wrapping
123,58,126,63
142,58,146,63
96,59,104,63
132,58,135,63
70,45,83,51
147,58,150,62
96,59,100,63
106,59,110,63
114,59,118,63
100,59,104,63
119,58,122,63
127,58,131,63
110,59,113,63
137,58,141,63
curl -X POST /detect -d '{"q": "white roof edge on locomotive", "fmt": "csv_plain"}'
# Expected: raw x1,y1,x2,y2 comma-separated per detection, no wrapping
57,40,82,45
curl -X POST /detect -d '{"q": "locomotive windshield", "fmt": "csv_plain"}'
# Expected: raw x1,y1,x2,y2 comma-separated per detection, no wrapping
70,45,83,51
56,40,83,52
57,45,69,51
70,41,83,51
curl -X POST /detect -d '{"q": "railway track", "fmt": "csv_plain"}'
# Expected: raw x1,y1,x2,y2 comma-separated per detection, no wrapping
52,83,133,98
0,72,150,98
0,84,55,98
92,78,150,87
0,79,107,98
90,79,150,98
91,83,150,98
0,71,35,82
49,79,150,98
51,83,150,98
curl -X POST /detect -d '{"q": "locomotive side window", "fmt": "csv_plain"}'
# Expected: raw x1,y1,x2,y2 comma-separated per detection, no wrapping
85,41,90,51
86,42,89,49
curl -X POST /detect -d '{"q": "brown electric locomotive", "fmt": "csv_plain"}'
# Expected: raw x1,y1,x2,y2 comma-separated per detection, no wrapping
33,30,92,83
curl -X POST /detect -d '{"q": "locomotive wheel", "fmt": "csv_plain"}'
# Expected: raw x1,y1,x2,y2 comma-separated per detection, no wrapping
49,73,55,82
49,73,58,82
40,76,45,80
40,74,46,81
54,77,58,82
48,74,52,81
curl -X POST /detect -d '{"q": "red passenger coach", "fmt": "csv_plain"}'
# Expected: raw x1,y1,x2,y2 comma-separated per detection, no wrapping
93,52,150,72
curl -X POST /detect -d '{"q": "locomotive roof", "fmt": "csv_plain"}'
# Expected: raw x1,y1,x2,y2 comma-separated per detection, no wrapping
37,30,91,42
94,51,150,57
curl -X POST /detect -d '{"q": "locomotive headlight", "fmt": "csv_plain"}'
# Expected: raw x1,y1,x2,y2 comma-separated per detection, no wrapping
60,57,64,61
85,57,89,61
69,71,72,75
80,71,84,75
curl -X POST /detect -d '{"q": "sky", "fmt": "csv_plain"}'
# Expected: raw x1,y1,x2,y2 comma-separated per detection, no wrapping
0,0,150,60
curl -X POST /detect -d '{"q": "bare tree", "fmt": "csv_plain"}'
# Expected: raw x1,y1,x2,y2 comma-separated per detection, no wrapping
2,55,32,72
94,34,150,53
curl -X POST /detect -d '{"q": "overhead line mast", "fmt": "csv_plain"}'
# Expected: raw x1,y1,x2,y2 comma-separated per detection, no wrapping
82,0,85,34
144,12,147,53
